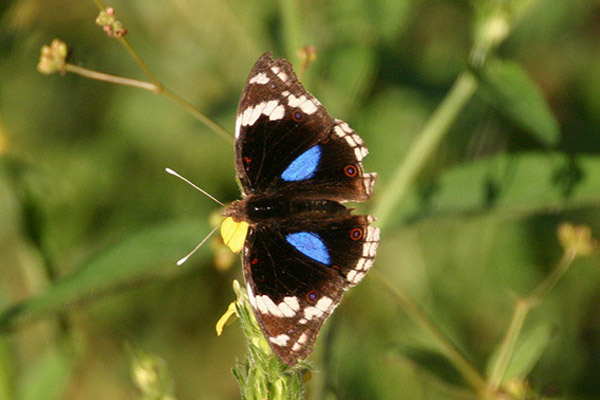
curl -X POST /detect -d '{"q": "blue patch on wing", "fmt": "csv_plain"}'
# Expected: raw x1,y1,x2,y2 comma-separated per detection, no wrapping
286,232,331,265
281,145,321,181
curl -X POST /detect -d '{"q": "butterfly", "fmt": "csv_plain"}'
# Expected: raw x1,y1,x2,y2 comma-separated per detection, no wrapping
221,52,379,366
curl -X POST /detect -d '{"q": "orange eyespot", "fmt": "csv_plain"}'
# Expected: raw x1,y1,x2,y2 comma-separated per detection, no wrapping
292,110,303,122
350,227,363,241
344,164,358,177
306,290,318,304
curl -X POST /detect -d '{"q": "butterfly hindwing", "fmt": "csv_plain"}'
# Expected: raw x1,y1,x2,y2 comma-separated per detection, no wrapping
243,214,379,365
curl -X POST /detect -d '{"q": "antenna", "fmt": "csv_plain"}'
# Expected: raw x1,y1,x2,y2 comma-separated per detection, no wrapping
166,167,226,265
165,168,224,206
176,223,221,265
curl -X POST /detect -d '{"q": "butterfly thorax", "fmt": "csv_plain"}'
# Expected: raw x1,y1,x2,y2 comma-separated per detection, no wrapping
223,196,347,225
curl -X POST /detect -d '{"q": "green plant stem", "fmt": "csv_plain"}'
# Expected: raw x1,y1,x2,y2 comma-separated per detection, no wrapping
93,0,104,11
161,87,233,144
374,71,479,226
530,248,577,302
372,270,488,394
93,0,161,88
64,64,232,143
65,64,158,92
486,249,578,393
372,0,549,225
118,37,163,90
280,0,302,63
485,298,529,394
90,0,232,143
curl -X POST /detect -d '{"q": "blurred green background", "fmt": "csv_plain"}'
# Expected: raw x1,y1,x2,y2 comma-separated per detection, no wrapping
1,0,600,399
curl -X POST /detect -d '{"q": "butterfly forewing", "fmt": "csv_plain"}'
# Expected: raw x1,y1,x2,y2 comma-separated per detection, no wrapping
268,119,377,202
235,53,332,195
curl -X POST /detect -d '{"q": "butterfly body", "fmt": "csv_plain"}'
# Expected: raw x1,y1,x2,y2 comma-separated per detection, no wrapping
225,52,379,366
225,197,348,223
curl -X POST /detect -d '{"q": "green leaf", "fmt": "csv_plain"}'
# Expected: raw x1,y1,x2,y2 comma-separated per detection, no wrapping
0,301,16,400
0,218,212,332
397,346,465,388
398,152,600,224
478,60,560,146
486,323,554,381
19,343,75,400
504,323,554,380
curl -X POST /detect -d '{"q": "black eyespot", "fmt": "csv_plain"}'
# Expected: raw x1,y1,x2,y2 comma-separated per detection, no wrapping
306,290,318,304
344,164,358,177
292,110,303,122
350,227,363,241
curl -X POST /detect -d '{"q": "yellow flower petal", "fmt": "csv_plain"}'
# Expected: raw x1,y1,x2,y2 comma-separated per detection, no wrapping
215,301,238,336
221,217,249,253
